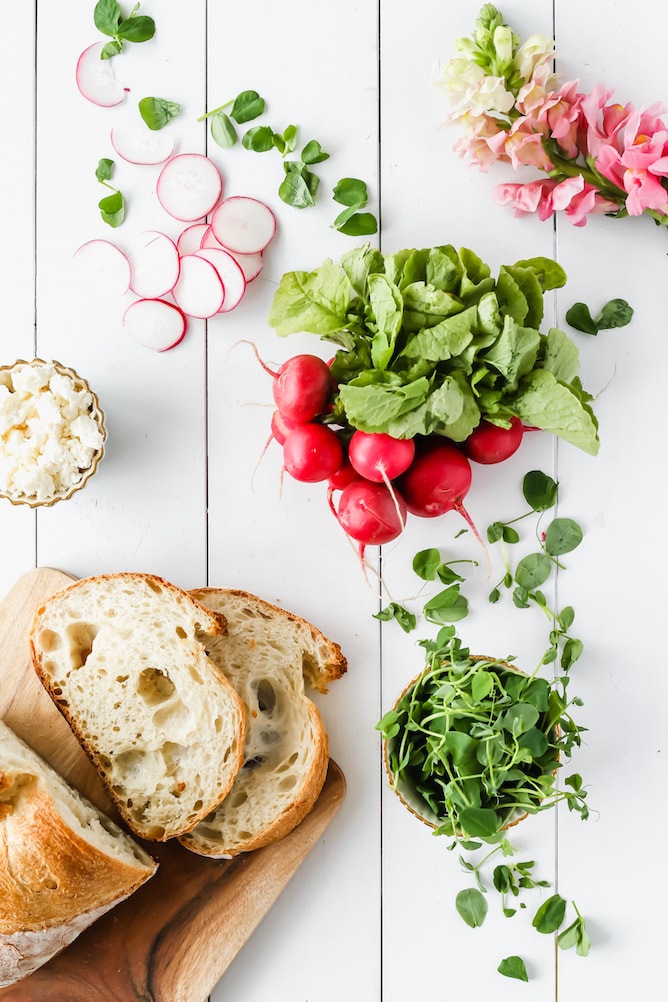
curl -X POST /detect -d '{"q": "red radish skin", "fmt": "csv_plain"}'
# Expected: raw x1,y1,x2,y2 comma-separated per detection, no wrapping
283,424,343,483
398,439,487,554
156,154,223,222
211,196,277,254
399,440,472,519
463,417,524,464
335,481,407,564
272,355,335,424
327,461,363,517
75,42,126,107
270,410,302,447
348,431,415,483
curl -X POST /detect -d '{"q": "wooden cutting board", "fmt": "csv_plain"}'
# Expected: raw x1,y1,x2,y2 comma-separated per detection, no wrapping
0,568,346,1002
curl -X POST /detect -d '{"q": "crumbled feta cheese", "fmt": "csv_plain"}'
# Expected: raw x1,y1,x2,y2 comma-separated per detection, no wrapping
0,361,105,503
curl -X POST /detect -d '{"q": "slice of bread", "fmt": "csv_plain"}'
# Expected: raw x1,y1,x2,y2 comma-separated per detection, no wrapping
179,588,346,858
29,573,246,841
0,719,157,988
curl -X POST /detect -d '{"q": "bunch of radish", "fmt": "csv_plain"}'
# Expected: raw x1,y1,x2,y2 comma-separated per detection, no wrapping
260,350,527,562
74,154,276,351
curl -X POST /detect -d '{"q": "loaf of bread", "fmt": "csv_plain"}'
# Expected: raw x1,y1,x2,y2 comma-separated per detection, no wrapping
0,719,157,988
29,573,246,841
179,588,346,857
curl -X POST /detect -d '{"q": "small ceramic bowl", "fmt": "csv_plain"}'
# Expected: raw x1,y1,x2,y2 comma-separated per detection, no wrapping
0,358,107,508
382,656,540,835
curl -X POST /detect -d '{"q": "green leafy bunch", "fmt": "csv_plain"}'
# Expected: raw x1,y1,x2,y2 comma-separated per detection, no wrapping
93,0,155,59
377,627,588,843
268,243,599,454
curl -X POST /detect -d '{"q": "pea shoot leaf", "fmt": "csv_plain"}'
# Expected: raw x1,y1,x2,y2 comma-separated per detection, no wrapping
373,602,416,633
533,893,567,933
455,888,488,928
498,956,529,981
566,298,633,335
211,112,238,148
413,547,441,580
138,96,180,130
231,89,265,124
544,518,583,556
523,470,558,511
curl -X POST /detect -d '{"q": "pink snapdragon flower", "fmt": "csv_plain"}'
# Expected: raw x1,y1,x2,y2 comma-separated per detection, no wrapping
442,5,668,235
494,175,617,226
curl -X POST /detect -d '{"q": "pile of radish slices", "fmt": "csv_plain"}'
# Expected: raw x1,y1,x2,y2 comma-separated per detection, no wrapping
74,153,276,351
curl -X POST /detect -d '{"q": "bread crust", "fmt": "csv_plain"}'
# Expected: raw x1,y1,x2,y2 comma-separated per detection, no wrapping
29,573,246,841
0,721,156,987
180,588,344,857
190,587,347,691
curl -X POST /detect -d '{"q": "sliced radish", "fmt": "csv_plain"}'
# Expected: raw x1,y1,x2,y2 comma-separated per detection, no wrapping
128,230,180,299
210,196,277,254
156,154,223,222
200,226,264,282
111,124,175,165
194,248,247,312
73,239,131,296
172,254,225,318
75,42,126,107
123,298,187,352
177,223,210,256
229,250,264,283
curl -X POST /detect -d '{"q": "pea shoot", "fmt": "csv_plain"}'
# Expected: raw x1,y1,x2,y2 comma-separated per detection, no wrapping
93,0,155,59
95,158,125,227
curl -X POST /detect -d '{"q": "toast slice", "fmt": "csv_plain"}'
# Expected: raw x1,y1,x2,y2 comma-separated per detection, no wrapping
0,719,157,987
179,588,346,858
29,573,246,841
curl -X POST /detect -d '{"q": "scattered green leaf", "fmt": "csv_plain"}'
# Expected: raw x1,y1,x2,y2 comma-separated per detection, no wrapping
566,298,633,335
138,96,180,130
498,956,529,981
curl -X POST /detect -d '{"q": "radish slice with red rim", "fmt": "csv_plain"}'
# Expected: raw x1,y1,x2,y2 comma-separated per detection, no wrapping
230,250,264,282
123,298,187,352
76,42,126,107
199,226,264,282
172,254,225,318
128,231,180,299
73,239,131,296
111,125,175,165
199,225,222,250
177,223,210,256
156,153,223,221
211,196,276,254
193,248,247,313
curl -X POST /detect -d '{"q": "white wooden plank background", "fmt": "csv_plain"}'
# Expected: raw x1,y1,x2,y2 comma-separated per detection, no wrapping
1,1,666,999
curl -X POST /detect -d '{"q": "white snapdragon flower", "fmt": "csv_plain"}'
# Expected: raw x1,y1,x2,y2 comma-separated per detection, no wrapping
493,25,514,67
514,34,555,82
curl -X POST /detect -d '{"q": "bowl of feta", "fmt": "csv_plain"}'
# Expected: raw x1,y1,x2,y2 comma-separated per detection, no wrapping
0,358,106,507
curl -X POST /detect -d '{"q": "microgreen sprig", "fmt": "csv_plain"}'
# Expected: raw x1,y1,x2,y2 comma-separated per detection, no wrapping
93,0,155,60
374,546,477,631
487,469,585,672
95,158,125,227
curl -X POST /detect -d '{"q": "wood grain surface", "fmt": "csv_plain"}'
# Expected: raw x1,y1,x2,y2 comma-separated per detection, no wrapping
0,568,346,1002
